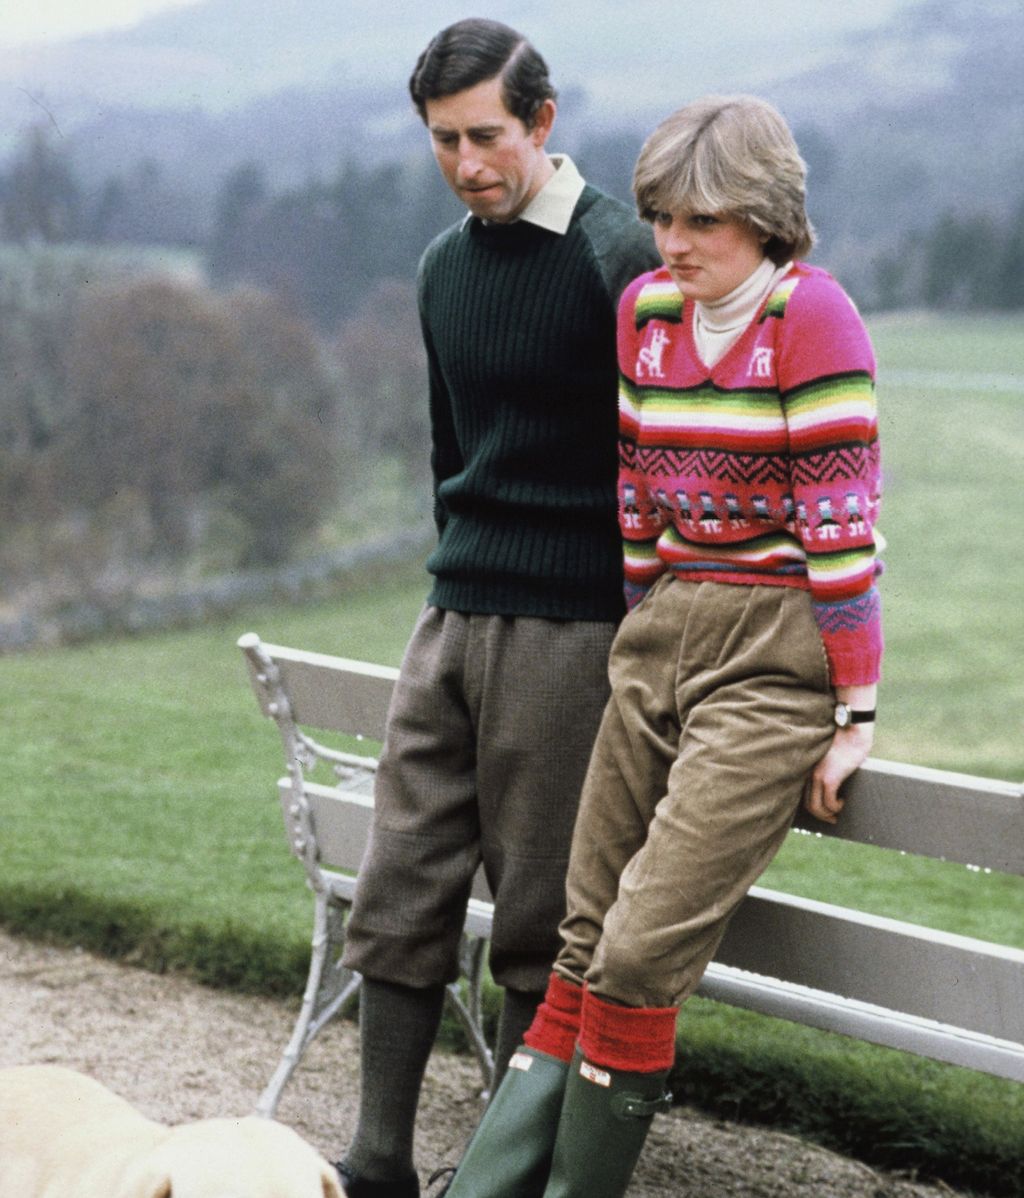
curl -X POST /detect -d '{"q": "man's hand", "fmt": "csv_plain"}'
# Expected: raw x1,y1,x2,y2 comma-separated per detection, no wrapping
804,723,874,824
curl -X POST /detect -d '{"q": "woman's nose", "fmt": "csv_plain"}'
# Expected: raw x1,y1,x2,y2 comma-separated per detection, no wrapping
664,222,691,255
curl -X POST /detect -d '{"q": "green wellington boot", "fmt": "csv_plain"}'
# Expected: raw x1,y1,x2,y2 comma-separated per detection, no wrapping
444,1046,570,1198
542,1049,672,1198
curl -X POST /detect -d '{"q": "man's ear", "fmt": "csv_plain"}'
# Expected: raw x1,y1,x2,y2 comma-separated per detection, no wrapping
530,98,557,147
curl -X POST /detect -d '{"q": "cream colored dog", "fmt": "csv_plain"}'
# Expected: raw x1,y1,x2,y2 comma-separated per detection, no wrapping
0,1065,343,1198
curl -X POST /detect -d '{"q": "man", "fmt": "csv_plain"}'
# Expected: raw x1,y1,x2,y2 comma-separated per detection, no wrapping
336,19,659,1198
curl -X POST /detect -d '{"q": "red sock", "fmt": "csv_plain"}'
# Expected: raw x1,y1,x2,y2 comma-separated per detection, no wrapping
522,973,583,1062
578,987,678,1073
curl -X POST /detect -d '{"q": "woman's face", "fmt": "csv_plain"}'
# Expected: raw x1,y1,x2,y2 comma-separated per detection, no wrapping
652,210,768,303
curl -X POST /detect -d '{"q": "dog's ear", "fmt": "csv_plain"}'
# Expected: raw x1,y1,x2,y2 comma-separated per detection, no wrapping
321,1164,343,1198
118,1162,172,1198
135,1176,171,1198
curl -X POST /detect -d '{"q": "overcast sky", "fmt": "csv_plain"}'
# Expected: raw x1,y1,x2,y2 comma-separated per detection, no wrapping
0,0,199,48
0,0,914,52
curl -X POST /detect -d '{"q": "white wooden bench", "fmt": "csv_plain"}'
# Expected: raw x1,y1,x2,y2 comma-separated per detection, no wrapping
238,632,1024,1118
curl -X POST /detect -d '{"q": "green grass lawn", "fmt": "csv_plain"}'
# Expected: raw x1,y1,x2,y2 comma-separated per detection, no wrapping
0,312,1022,1193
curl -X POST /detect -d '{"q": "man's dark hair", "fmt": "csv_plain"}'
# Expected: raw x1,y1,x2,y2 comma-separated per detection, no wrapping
409,18,557,127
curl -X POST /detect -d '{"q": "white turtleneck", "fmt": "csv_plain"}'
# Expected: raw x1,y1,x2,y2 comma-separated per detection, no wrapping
694,257,793,367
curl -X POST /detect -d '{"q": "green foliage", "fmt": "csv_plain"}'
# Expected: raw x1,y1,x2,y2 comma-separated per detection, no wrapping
0,256,347,595
0,885,310,996
1,124,81,243
207,155,462,328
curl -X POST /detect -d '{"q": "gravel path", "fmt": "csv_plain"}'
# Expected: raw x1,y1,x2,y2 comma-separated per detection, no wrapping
0,929,965,1198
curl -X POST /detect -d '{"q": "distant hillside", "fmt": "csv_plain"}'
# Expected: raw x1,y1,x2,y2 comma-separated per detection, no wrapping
1,0,1021,302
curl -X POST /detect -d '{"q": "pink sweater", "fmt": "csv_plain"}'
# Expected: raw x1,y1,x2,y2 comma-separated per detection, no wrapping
618,262,882,686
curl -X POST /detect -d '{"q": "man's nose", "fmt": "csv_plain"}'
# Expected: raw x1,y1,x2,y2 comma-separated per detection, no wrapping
456,142,483,181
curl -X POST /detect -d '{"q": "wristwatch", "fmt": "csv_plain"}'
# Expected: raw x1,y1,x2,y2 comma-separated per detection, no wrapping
834,702,876,728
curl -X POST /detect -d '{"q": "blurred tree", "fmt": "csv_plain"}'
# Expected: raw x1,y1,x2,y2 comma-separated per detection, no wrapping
63,279,230,554
83,159,204,247
332,278,429,489
61,278,342,565
208,157,458,328
214,288,343,565
870,230,927,313
995,197,1024,309
794,123,837,190
87,177,130,242
0,247,88,541
576,131,646,206
208,161,268,284
1,124,81,243
923,212,1002,309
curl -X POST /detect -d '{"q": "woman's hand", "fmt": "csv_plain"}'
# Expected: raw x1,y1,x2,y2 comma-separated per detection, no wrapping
804,723,874,824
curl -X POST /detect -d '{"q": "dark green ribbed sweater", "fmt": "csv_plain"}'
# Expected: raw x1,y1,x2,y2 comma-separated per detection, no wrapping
418,185,659,621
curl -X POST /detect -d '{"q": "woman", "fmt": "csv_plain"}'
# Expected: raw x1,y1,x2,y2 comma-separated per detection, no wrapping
445,94,882,1198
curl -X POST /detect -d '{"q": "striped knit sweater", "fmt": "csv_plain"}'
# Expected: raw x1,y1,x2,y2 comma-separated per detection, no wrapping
618,262,883,686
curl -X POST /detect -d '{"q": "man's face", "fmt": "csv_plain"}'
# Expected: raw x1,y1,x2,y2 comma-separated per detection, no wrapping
425,75,555,223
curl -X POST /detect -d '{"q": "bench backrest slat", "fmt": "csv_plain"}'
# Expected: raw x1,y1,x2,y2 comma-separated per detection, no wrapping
243,640,398,740
793,759,1024,875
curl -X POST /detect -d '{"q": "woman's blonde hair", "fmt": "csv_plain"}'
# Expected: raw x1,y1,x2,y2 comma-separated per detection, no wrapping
633,95,815,265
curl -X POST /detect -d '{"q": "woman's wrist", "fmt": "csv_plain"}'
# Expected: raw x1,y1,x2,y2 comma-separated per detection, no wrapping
833,684,877,731
834,684,877,709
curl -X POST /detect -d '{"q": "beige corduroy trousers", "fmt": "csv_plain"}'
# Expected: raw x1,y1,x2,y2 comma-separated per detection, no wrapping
555,576,836,1009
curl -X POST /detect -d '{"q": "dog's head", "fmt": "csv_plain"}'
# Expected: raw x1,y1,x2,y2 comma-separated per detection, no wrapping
121,1117,343,1198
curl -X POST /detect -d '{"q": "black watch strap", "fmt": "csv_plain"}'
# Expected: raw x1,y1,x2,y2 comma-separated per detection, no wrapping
835,702,876,728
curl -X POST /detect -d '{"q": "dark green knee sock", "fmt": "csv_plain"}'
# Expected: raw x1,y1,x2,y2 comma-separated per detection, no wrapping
342,977,446,1182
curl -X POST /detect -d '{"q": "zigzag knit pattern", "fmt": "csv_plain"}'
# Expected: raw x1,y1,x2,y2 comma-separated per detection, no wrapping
618,263,883,686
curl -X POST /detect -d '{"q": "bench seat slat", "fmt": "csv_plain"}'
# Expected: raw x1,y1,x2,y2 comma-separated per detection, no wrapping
283,779,493,904
698,963,1024,1083
719,885,1024,1043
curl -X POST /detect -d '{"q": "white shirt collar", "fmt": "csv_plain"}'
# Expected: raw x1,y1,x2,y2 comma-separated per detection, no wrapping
461,154,586,236
518,154,586,235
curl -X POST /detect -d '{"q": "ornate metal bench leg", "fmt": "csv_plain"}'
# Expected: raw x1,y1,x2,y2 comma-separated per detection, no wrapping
256,890,361,1117
445,933,495,1098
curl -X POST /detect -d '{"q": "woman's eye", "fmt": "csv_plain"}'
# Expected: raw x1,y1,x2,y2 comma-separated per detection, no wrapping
654,212,673,228
691,214,719,228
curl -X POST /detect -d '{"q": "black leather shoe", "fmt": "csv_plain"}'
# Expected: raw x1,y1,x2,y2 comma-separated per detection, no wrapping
334,1160,420,1198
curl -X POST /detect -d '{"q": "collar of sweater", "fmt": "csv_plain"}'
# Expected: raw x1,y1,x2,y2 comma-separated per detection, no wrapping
694,257,793,366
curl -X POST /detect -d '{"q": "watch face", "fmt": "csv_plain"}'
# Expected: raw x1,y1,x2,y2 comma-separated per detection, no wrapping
834,703,851,728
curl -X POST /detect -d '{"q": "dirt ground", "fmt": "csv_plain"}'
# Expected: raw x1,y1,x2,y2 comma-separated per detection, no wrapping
0,929,967,1198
